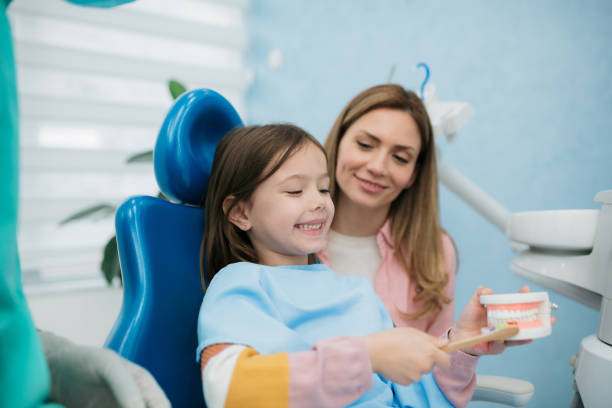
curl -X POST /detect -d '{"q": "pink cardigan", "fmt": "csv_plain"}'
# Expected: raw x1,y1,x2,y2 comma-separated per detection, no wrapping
316,220,478,408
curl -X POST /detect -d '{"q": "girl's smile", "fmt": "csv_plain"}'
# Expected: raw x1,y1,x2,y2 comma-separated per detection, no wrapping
295,219,326,235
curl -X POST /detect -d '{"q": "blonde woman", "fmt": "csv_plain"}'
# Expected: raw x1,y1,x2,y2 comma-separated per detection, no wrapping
319,84,526,407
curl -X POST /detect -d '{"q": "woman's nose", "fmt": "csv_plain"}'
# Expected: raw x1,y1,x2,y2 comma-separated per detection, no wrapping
366,151,387,176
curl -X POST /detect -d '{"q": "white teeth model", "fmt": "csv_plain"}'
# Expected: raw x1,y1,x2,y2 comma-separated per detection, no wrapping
479,292,554,340
487,309,538,321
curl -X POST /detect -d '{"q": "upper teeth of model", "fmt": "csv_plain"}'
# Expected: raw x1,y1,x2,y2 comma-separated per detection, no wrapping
487,308,538,324
298,224,322,230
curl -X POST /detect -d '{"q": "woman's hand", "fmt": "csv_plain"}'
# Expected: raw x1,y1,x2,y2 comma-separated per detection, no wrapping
364,327,451,385
450,286,534,356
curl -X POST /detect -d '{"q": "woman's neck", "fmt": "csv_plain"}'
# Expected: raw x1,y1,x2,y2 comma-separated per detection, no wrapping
331,192,389,237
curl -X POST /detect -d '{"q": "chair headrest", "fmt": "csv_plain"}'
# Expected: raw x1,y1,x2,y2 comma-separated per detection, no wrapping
154,89,244,205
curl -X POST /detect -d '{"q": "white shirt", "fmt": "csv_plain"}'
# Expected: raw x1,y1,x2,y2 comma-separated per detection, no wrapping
326,229,381,288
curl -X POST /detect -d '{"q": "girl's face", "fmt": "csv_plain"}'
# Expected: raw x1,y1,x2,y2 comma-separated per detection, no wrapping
233,142,334,266
335,108,422,217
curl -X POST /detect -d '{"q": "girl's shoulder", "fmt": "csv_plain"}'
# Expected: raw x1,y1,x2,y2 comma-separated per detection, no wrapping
210,262,332,289
207,262,261,291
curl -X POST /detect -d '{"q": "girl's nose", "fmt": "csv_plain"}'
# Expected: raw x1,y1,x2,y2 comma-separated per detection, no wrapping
309,190,326,212
311,197,324,211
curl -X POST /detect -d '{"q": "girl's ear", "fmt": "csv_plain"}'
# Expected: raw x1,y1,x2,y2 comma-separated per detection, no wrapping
222,195,252,231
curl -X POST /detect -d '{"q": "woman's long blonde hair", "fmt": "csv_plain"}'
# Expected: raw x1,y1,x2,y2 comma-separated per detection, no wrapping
324,84,451,320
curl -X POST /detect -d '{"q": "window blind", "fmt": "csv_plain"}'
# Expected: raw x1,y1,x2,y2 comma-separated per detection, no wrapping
9,0,251,293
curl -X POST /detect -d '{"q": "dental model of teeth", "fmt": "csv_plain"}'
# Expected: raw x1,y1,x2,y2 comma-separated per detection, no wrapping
480,292,555,340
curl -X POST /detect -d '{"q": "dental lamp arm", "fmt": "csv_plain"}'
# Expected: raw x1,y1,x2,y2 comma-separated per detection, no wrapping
438,159,510,234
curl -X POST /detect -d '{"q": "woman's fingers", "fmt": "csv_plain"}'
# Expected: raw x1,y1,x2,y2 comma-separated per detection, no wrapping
504,339,532,347
487,340,507,354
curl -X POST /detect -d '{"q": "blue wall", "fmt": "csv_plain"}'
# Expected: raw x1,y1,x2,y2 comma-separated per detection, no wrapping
246,1,612,406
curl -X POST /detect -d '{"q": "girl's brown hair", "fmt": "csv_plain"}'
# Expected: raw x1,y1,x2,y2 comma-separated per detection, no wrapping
200,123,324,289
324,84,451,320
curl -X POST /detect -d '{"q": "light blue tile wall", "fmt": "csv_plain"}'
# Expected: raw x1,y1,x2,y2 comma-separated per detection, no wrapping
246,1,612,406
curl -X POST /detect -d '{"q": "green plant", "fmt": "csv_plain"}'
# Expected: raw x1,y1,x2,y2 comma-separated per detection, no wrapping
60,80,187,285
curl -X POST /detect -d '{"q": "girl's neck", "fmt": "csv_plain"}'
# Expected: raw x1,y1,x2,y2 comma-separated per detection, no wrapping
331,192,389,237
255,246,309,267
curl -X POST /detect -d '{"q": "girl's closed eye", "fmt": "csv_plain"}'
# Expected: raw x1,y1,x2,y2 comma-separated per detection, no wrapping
286,190,302,195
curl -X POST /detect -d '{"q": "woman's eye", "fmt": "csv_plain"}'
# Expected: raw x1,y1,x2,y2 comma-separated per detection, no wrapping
394,155,409,164
356,140,372,149
319,189,330,194
286,190,302,195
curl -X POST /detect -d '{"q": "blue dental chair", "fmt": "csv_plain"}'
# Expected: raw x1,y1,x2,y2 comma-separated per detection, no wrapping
105,88,534,408
105,89,243,408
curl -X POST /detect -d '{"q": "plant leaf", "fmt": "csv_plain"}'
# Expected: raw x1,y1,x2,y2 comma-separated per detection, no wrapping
126,150,153,163
101,236,122,285
169,79,187,100
60,204,116,225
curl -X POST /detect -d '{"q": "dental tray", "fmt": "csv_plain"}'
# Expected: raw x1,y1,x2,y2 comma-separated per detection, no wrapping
480,292,553,340
507,209,598,251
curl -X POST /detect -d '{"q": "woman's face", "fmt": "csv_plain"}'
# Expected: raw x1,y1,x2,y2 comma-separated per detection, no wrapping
335,108,422,215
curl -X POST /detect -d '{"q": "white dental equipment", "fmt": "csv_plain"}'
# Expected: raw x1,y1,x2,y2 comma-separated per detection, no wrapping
426,76,612,407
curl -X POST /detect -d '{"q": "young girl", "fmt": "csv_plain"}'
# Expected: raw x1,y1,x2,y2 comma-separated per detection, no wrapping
196,123,488,408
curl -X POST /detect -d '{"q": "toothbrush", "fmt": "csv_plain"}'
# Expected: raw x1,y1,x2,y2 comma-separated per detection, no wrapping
441,324,519,353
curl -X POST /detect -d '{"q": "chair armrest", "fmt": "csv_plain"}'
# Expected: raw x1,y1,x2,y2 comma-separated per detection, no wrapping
472,374,534,407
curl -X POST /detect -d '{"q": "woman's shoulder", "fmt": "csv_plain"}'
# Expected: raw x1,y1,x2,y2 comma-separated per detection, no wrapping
440,231,457,275
440,231,455,253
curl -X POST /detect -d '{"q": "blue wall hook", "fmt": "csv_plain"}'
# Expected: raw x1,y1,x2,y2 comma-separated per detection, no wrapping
416,62,430,99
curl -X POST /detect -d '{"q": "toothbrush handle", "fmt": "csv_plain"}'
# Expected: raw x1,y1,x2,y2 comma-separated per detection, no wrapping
441,325,520,353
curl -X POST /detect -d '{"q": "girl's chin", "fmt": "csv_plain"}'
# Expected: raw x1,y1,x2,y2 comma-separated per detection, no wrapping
297,241,327,256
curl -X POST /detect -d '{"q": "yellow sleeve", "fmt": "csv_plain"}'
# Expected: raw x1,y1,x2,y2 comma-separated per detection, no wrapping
201,345,289,408
225,347,289,408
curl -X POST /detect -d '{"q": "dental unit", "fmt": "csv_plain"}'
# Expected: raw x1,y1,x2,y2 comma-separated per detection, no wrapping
422,66,611,407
